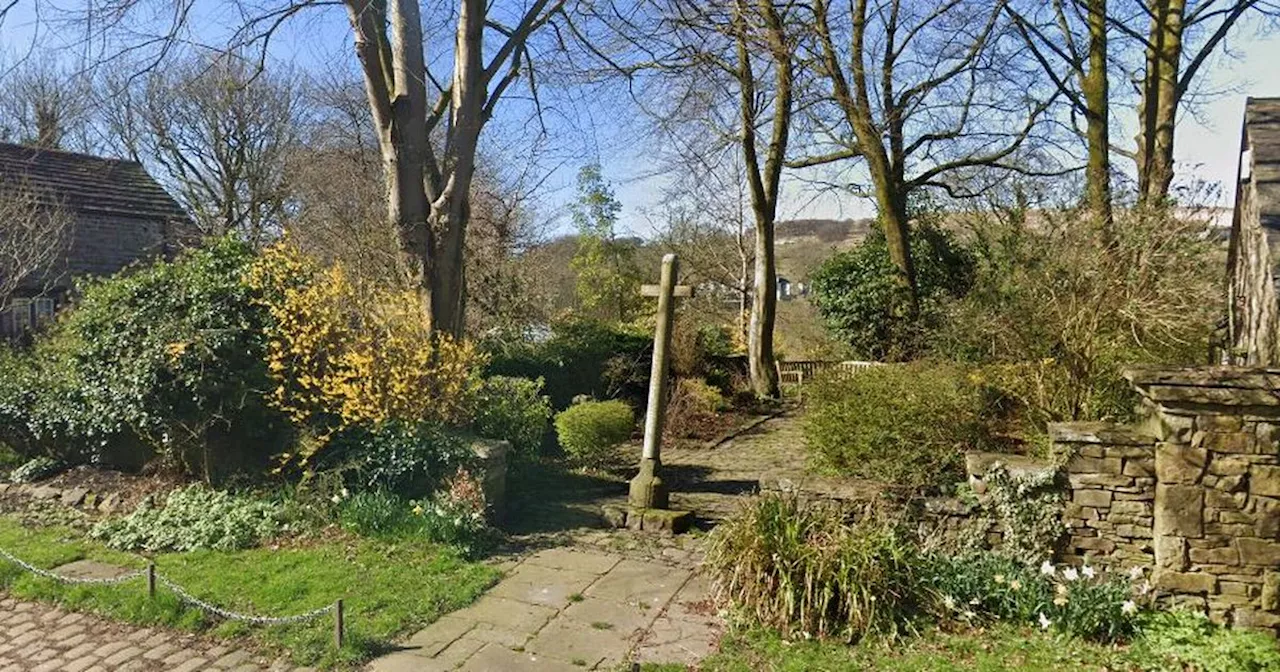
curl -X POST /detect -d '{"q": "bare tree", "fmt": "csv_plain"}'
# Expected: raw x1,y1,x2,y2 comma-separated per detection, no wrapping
0,178,73,313
1109,0,1278,205
98,53,300,246
1007,0,1116,232
0,54,95,151
795,0,1059,311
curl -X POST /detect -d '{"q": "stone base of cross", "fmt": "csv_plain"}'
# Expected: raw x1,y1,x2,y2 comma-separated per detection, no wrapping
622,254,695,533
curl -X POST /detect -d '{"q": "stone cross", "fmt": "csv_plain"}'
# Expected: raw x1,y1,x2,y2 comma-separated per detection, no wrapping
629,253,693,510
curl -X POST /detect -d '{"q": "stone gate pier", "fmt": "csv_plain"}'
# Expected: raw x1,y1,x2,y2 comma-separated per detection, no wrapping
1049,367,1280,633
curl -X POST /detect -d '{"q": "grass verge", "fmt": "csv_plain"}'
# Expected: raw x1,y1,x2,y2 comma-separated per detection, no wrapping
0,516,500,669
641,625,1138,672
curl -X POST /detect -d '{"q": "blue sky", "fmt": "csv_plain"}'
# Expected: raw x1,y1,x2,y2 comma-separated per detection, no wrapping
3,3,1278,238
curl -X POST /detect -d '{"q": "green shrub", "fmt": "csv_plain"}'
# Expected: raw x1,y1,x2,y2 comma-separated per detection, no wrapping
0,238,287,477
472,376,553,455
326,421,472,496
705,493,921,641
91,485,282,551
1131,609,1280,671
921,554,1146,642
804,362,1000,487
8,456,64,483
338,489,416,538
810,222,974,361
484,318,650,410
554,400,635,466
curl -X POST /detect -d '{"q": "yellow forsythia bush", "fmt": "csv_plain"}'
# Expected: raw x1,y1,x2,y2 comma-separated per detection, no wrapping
246,244,482,464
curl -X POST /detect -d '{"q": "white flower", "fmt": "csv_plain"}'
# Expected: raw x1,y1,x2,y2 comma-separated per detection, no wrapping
994,574,1005,584
943,595,956,610
962,610,977,621
1081,565,1095,579
1128,566,1145,580
969,598,980,605
1139,581,1152,596
330,494,341,504
1009,579,1022,592
1122,600,1137,615
341,487,350,498
1038,612,1052,630
1063,567,1080,581
1040,561,1055,576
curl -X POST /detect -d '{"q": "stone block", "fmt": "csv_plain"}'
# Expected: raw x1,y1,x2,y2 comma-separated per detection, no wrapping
1210,456,1251,476
1154,569,1217,594
1155,413,1195,443
1156,535,1189,570
1156,484,1204,538
1206,474,1247,492
470,439,509,521
1206,489,1247,511
1189,545,1239,565
1123,459,1155,478
1112,500,1152,517
1200,415,1244,432
1073,489,1113,509
1069,473,1134,488
1074,536,1116,553
964,452,1056,480
1234,608,1280,629
622,508,693,534
601,504,627,529
1066,454,1123,475
1157,444,1207,484
1117,524,1153,539
1204,432,1258,455
1263,572,1280,611
1252,465,1280,497
1238,538,1280,566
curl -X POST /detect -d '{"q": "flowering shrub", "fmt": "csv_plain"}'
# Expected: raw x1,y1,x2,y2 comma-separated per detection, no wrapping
411,468,492,557
247,244,483,468
923,553,1151,642
91,485,282,552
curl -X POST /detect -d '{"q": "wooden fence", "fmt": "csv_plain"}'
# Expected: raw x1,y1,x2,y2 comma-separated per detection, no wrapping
776,360,882,388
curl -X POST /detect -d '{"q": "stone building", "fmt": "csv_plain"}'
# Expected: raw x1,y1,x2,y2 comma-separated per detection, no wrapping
1227,97,1280,364
0,143,192,338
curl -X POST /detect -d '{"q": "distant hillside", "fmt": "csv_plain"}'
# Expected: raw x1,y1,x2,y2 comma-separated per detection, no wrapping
776,218,875,244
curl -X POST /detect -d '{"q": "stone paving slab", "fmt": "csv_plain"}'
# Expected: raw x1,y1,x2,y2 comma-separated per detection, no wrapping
366,547,721,671
0,596,310,672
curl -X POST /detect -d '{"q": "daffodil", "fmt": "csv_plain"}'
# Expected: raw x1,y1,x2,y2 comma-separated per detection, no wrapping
1038,613,1052,630
1121,600,1137,615
1053,596,1068,607
1128,566,1145,581
1040,561,1055,576
412,504,425,516
1063,567,1080,581
1009,579,1021,591
1081,565,1095,579
943,595,956,610
994,574,1005,584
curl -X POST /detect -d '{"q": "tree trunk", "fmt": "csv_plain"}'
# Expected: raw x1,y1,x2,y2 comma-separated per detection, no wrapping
748,213,779,398
1082,0,1114,234
1137,0,1184,206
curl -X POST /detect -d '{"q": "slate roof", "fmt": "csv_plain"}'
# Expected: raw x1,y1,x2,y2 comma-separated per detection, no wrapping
0,142,188,222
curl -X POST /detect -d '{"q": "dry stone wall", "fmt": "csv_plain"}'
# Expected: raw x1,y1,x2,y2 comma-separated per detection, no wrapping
1050,423,1157,569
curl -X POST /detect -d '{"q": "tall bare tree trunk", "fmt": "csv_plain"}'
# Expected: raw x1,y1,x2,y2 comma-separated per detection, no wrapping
1082,0,1114,233
737,0,791,399
1137,0,1184,206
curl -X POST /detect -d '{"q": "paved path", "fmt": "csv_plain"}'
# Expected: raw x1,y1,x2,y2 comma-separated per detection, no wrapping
366,548,721,671
0,597,305,672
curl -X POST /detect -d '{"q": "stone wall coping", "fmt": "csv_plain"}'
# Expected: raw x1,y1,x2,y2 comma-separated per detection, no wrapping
1124,366,1280,408
963,451,1056,479
1048,421,1157,446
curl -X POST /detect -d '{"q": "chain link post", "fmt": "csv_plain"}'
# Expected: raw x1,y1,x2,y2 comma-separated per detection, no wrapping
334,599,344,650
147,564,156,599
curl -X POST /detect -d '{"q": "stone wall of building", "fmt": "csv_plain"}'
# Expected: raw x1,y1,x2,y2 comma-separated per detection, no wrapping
1050,423,1157,569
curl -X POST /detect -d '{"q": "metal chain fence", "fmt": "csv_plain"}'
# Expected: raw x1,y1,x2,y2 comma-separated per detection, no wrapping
0,545,345,647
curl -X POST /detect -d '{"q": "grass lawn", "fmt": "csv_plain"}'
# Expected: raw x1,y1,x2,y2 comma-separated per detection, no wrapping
0,516,500,669
643,626,1142,672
